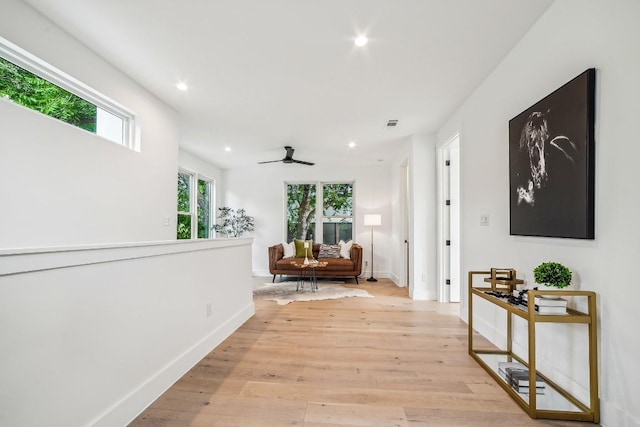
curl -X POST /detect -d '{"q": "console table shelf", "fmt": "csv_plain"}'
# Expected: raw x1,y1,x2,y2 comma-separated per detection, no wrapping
468,270,599,423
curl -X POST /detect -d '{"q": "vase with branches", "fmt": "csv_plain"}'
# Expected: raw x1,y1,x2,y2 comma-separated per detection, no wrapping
212,207,255,237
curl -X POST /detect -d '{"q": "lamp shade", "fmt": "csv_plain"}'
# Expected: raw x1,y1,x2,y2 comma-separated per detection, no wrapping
364,214,382,226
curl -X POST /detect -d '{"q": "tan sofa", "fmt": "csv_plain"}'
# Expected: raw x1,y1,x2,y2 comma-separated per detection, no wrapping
268,243,363,283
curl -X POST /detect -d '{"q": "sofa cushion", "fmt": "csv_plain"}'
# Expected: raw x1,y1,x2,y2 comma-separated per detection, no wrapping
294,239,313,257
317,258,356,271
318,244,341,258
339,240,353,259
282,241,295,258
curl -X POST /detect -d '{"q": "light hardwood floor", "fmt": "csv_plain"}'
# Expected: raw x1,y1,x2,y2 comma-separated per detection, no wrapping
129,279,595,427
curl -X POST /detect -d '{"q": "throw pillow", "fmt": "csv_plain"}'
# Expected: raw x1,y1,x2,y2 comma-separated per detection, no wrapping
339,240,353,259
294,239,313,258
282,241,295,258
318,243,341,259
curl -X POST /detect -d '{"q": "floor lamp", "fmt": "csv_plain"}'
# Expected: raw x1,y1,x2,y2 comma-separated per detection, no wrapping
364,214,381,282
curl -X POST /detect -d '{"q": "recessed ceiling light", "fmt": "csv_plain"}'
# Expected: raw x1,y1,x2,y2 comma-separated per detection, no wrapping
348,141,356,148
176,82,189,91
224,146,232,152
354,36,368,47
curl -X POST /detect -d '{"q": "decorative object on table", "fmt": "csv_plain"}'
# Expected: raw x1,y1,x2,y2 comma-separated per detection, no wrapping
364,214,381,282
533,261,572,289
484,268,524,292
253,281,373,305
509,68,595,239
303,241,310,265
211,207,255,237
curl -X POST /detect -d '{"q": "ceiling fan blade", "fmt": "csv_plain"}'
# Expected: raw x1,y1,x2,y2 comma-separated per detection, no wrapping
292,159,315,166
257,160,283,164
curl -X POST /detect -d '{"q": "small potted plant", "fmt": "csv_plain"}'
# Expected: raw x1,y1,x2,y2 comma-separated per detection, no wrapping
533,262,572,289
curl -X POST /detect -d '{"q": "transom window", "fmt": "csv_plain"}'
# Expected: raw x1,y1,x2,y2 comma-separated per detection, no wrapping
0,37,136,149
286,182,354,243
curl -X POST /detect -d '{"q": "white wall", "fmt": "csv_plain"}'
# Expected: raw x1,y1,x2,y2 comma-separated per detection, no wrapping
0,3,255,427
223,163,391,278
437,1,640,425
389,136,438,300
179,149,225,192
0,239,254,427
0,0,178,248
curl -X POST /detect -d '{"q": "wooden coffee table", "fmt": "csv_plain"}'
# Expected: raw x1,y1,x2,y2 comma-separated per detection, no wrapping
290,261,328,292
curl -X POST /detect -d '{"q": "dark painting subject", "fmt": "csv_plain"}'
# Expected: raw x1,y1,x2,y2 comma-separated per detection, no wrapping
509,69,595,239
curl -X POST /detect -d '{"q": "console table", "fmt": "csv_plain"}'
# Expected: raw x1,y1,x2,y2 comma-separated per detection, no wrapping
468,270,599,423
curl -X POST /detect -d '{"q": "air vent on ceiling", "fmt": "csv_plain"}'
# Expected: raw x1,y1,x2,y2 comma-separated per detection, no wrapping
385,119,399,128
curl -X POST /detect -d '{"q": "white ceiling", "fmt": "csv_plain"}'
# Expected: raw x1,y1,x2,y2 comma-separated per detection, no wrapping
24,0,554,169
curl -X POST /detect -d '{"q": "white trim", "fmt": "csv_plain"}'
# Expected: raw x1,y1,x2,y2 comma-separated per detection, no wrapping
0,237,252,276
0,36,138,150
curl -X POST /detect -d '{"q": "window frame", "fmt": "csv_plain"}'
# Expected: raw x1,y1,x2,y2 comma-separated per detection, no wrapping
0,36,138,150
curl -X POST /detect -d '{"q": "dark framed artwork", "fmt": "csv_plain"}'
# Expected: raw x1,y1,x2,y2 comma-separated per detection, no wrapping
509,68,595,239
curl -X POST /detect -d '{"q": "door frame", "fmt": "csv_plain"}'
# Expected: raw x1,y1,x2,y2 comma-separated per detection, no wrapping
436,133,461,302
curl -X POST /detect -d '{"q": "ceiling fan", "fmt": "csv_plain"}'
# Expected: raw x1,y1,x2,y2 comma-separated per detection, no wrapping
258,146,315,166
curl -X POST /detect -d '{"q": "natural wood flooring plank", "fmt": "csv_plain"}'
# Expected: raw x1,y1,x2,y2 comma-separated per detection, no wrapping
304,402,408,427
404,407,591,427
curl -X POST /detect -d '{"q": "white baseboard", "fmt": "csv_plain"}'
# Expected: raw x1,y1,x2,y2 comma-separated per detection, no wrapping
90,302,255,427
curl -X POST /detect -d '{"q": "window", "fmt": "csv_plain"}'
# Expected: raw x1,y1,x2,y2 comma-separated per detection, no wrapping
286,184,317,241
286,182,353,243
177,171,193,240
177,170,214,240
0,37,136,148
197,178,212,238
322,183,353,244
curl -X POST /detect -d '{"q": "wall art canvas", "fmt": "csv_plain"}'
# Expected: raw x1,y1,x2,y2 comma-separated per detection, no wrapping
509,69,595,239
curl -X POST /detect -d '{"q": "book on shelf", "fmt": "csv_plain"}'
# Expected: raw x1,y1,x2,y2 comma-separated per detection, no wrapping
512,384,546,394
536,305,568,315
533,296,567,307
508,369,545,388
514,292,568,307
498,361,526,375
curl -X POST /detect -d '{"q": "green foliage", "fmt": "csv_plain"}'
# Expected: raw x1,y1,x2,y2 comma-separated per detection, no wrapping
177,214,191,239
177,172,190,212
212,207,254,237
197,179,210,238
322,183,353,216
287,184,316,241
0,57,97,131
533,262,572,288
